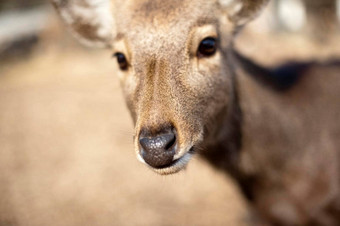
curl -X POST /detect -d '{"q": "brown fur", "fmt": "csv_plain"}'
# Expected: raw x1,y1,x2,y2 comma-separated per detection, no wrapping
53,0,340,225
303,0,339,41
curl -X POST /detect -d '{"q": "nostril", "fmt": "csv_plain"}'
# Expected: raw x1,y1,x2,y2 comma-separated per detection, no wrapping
165,133,176,150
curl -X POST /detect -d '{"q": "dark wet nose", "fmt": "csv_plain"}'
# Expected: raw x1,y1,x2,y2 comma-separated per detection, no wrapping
139,129,176,168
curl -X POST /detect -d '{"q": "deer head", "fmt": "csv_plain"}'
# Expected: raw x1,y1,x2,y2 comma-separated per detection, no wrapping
53,0,268,174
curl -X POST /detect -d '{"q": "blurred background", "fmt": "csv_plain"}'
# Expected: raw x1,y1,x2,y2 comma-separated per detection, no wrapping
0,0,339,225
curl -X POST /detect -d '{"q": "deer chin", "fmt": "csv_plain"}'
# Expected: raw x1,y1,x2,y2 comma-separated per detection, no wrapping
137,147,195,175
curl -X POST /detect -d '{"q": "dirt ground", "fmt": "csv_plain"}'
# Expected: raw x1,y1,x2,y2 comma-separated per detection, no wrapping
0,8,339,226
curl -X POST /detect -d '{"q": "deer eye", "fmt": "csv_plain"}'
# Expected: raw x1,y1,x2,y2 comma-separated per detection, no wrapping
197,37,217,58
113,52,128,70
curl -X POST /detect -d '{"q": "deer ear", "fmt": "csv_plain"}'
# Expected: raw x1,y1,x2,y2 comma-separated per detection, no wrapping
52,0,115,47
219,0,269,26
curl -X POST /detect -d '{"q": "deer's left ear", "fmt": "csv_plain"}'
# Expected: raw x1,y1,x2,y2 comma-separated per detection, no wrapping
52,0,115,47
219,0,269,26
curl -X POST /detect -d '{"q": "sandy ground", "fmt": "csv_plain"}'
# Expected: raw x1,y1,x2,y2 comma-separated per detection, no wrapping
1,8,339,226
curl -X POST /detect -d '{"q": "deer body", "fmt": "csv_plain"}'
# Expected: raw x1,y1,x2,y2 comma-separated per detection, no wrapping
53,0,340,225
205,53,340,225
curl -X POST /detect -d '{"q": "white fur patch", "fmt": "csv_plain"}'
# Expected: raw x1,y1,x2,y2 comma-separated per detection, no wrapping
219,0,243,17
155,152,193,175
53,0,114,47
278,0,306,31
137,148,194,175
219,0,269,26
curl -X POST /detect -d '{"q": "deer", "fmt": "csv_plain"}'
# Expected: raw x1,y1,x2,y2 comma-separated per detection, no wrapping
52,0,340,225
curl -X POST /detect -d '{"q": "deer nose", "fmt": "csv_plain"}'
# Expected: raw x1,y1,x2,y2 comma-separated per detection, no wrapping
139,130,177,168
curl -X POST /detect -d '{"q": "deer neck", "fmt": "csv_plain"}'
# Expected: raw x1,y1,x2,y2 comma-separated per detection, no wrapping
200,47,276,201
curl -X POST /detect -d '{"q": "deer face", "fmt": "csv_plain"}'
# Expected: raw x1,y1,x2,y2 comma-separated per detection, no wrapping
52,0,268,174
112,1,236,174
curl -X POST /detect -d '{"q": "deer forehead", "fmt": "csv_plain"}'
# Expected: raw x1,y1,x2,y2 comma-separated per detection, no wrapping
120,0,218,22
113,19,219,68
113,0,220,43
116,25,216,55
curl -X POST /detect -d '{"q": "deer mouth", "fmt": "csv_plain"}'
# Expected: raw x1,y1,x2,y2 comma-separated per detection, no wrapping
137,147,195,175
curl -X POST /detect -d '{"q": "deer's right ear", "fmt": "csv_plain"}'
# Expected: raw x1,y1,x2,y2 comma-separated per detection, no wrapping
219,0,269,27
52,0,115,47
